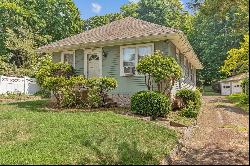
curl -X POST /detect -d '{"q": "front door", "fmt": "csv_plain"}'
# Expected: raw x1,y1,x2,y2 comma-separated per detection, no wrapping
88,54,100,78
84,48,102,78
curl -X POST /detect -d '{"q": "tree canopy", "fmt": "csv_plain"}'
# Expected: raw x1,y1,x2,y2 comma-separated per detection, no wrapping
187,0,249,84
221,35,249,77
0,0,83,76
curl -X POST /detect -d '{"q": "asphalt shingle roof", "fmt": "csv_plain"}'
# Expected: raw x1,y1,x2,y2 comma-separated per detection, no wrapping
38,17,180,51
220,73,249,82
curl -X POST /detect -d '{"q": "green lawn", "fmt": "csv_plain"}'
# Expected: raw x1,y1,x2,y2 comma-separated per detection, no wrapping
227,93,249,112
202,86,220,96
0,100,177,165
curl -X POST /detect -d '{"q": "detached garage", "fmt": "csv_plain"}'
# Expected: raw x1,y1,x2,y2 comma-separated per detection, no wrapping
219,73,248,96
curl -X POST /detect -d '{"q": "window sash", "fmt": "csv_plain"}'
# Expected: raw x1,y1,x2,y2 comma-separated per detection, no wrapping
120,43,154,76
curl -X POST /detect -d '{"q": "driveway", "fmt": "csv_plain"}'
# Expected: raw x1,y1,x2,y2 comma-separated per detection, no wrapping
170,96,249,165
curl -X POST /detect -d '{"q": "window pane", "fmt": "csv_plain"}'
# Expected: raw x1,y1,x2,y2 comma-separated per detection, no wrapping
138,46,152,61
123,48,135,74
64,54,74,66
123,48,135,62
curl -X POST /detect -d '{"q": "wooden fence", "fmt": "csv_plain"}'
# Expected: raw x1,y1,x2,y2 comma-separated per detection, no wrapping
0,75,40,95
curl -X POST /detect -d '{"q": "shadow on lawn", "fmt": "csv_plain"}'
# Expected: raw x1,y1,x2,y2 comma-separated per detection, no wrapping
77,138,156,165
8,100,50,112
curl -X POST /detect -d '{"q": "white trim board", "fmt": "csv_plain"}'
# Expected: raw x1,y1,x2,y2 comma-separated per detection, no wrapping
120,43,154,76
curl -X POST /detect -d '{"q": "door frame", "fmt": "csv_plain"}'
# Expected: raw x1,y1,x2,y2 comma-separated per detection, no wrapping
84,48,102,78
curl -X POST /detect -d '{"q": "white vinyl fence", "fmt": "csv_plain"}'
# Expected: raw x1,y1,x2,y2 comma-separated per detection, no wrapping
0,75,40,95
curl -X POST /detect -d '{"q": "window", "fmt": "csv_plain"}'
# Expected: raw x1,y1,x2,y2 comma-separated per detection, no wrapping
120,43,154,76
223,86,230,88
123,48,136,75
184,56,188,77
61,51,75,68
191,65,195,81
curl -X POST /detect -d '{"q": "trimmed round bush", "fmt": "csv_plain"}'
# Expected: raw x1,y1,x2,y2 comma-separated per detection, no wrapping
176,89,202,110
131,91,171,119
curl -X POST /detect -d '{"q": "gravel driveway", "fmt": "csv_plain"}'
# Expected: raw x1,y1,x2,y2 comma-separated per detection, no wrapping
170,96,249,165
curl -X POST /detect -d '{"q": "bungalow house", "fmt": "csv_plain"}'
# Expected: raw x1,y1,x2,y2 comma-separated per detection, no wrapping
38,17,203,105
219,73,248,96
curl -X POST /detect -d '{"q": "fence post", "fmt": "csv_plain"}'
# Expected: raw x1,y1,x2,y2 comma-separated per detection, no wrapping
24,76,27,95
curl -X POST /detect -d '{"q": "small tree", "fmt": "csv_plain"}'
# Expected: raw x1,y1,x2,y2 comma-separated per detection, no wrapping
136,51,182,96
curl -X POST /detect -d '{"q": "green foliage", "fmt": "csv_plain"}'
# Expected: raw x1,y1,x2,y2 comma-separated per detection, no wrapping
227,93,249,112
61,76,88,108
83,13,123,31
131,91,171,119
180,101,199,118
176,89,202,113
241,78,249,95
188,0,249,84
87,77,118,107
221,35,249,76
0,0,82,76
35,62,117,108
136,0,187,30
136,51,182,94
35,60,75,88
34,89,51,98
120,2,139,17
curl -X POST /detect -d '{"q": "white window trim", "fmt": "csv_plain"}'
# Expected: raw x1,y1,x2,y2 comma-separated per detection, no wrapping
120,43,154,76
84,48,102,78
61,51,75,68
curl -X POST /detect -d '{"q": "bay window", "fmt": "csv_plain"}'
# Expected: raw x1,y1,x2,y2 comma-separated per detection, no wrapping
120,43,154,76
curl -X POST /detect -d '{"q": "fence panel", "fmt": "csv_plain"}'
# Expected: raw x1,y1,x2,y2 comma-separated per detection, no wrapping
0,75,40,95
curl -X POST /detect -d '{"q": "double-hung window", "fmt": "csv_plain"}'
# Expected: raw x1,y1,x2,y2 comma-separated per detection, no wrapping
120,43,154,76
61,51,75,68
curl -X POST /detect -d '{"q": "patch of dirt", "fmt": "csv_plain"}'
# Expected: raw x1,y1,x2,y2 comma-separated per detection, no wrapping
168,96,249,165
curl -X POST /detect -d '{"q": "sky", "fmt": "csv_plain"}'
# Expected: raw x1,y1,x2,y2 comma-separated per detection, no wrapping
73,0,189,20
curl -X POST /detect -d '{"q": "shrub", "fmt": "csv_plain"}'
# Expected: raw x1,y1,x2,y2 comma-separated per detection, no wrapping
87,77,117,107
241,78,249,95
136,51,182,95
131,91,171,119
180,101,199,118
240,93,249,105
62,76,88,108
34,89,51,98
35,60,118,108
176,89,202,111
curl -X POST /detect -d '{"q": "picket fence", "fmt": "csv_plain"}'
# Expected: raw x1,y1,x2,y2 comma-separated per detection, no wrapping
0,75,40,95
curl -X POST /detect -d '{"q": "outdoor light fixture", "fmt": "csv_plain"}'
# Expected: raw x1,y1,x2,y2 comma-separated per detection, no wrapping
102,50,107,58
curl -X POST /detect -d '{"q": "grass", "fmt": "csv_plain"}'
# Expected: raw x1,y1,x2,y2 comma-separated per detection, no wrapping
167,111,196,126
0,100,177,165
226,93,249,112
202,86,220,96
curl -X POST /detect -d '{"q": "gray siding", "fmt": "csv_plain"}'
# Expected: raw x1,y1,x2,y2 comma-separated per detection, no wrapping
50,40,197,95
154,41,168,55
75,49,84,76
52,50,84,76
102,46,146,95
52,52,61,63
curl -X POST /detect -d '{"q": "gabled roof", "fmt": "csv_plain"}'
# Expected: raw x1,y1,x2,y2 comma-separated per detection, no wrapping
37,17,203,69
219,73,249,82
